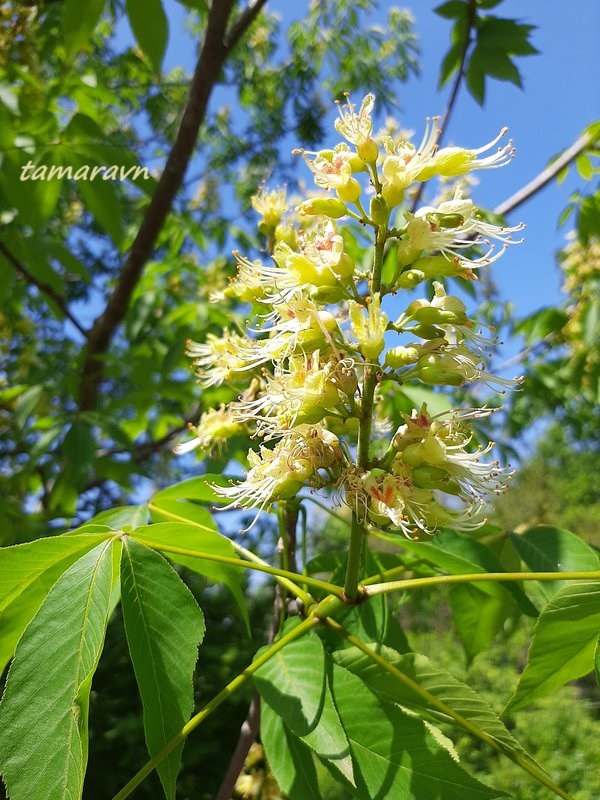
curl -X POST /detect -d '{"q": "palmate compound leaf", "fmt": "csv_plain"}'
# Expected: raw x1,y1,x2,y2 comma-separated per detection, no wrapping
0,539,118,800
333,646,540,774
254,620,355,787
504,580,600,714
329,660,506,800
0,531,112,673
120,538,206,800
131,521,248,629
255,622,504,800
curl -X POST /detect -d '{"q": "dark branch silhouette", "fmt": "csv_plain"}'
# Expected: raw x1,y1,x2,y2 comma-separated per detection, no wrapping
79,0,268,411
0,241,88,338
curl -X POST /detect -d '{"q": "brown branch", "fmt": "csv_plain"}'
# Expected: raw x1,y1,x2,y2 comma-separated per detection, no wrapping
82,402,201,493
410,0,477,212
494,131,592,218
79,0,268,411
216,501,299,799
215,694,261,800
0,241,88,338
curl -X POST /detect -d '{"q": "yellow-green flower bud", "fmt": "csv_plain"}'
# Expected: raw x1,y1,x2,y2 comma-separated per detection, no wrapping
411,464,450,489
396,238,423,268
397,269,426,289
411,254,455,278
336,252,355,280
325,415,359,436
274,222,297,248
418,363,466,386
296,198,348,219
385,346,420,368
357,136,379,164
411,323,444,339
370,195,390,227
311,285,347,304
337,177,362,203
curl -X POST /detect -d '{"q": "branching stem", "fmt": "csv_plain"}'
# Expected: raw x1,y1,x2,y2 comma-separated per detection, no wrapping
343,226,387,600
364,570,600,597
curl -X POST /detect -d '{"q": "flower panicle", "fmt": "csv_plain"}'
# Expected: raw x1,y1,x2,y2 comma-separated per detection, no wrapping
176,92,524,538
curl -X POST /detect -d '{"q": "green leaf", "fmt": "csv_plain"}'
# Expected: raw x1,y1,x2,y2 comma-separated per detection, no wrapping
63,0,106,59
466,47,486,105
261,705,321,800
13,385,43,429
438,41,463,88
399,529,537,616
330,662,504,799
87,505,149,529
334,646,539,772
121,539,205,800
448,582,513,662
434,1,467,20
505,581,600,713
595,638,600,687
125,0,169,73
63,419,96,467
0,532,111,673
514,307,568,345
151,474,235,505
131,521,248,629
76,162,124,245
509,526,600,600
0,540,117,800
254,621,354,786
480,51,522,87
575,153,593,180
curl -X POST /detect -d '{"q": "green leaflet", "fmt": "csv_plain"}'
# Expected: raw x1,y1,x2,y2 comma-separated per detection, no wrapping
329,661,506,799
509,526,600,600
130,521,248,629
125,0,169,73
150,474,236,506
121,539,205,800
505,580,600,713
62,0,106,59
333,646,539,773
0,532,111,673
254,621,354,786
0,539,118,800
261,704,321,800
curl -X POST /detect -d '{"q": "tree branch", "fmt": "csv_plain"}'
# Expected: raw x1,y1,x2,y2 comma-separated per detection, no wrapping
0,241,88,338
215,694,261,800
494,131,592,217
79,0,268,411
410,0,477,212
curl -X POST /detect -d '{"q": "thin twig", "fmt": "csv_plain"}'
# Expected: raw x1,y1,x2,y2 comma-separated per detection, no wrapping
410,0,477,212
79,0,268,411
0,241,88,337
216,499,298,799
494,131,592,217
216,694,261,800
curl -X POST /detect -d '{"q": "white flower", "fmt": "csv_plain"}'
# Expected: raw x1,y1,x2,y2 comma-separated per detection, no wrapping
186,332,251,387
214,425,344,529
174,406,242,455
348,293,388,361
334,93,375,146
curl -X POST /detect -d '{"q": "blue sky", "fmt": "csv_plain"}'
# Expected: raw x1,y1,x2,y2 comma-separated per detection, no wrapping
150,0,599,323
